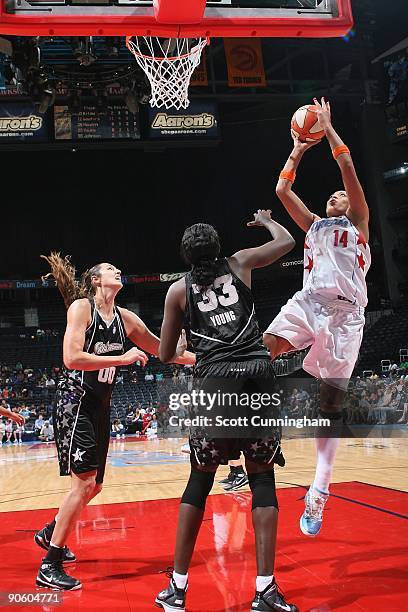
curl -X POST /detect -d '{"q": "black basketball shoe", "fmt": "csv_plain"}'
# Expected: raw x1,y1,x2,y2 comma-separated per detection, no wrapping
218,469,236,486
223,471,249,491
36,559,81,591
155,568,187,612
251,580,298,612
34,525,76,564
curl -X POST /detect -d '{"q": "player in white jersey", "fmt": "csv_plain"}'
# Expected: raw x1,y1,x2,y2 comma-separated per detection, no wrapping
263,98,370,536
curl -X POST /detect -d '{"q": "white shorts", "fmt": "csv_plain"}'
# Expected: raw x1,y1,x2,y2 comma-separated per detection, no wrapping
265,290,365,389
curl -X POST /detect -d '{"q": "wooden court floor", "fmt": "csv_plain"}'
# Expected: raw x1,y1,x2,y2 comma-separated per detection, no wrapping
1,434,407,611
0,434,407,513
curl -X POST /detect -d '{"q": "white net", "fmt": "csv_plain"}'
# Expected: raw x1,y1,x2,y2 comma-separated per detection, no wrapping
126,36,208,110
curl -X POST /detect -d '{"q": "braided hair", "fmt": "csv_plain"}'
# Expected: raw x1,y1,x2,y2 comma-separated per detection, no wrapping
181,223,220,288
41,252,102,310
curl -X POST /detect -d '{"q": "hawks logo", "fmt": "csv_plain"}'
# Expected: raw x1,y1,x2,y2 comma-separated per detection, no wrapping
152,113,215,129
0,116,43,131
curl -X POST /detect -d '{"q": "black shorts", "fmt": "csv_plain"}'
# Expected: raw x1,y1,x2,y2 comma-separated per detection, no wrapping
190,359,284,468
54,387,110,484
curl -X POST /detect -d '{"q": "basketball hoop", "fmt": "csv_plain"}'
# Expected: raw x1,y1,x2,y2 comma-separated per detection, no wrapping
126,36,209,110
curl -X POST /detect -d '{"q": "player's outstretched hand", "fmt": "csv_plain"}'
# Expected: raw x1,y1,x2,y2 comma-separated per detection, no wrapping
122,347,148,367
247,209,273,228
10,412,25,426
312,96,332,130
176,329,188,357
291,131,321,153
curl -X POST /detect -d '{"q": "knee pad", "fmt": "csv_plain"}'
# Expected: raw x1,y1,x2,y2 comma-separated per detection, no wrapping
181,468,215,510
248,470,278,511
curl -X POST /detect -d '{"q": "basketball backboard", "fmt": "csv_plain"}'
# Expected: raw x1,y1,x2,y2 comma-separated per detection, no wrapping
0,0,353,38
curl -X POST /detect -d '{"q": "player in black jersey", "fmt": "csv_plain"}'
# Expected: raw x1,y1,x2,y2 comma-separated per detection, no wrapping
34,253,195,591
155,213,298,612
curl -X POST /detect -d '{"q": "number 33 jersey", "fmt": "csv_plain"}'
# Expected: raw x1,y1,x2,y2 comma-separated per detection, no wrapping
303,215,371,307
59,299,127,406
185,258,268,367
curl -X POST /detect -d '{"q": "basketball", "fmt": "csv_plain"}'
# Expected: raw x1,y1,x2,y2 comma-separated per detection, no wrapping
291,104,325,143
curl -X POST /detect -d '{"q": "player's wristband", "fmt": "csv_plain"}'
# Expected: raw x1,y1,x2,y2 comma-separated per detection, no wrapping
279,170,296,183
332,145,350,160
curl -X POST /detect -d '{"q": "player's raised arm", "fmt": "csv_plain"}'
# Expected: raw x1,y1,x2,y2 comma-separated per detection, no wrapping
275,136,321,233
313,97,369,237
230,210,295,271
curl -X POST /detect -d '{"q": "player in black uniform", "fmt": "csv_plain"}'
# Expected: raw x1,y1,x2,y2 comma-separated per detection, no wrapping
34,253,195,591
155,212,298,612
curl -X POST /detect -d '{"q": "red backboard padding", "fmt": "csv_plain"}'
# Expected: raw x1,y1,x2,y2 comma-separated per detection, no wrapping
0,0,353,38
154,0,206,25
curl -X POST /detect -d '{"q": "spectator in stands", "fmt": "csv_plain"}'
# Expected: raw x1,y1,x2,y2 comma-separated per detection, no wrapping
0,419,5,445
1,398,11,412
39,421,54,442
35,414,45,435
145,413,158,438
133,408,144,432
398,398,408,423
142,412,152,435
5,419,15,444
45,377,56,389
36,328,46,342
389,363,399,378
155,372,164,383
112,419,125,439
145,370,154,382
20,404,31,419
14,419,24,444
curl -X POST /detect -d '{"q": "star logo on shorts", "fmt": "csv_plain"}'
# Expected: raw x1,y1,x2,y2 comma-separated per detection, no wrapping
73,448,85,462
357,252,366,270
304,256,313,271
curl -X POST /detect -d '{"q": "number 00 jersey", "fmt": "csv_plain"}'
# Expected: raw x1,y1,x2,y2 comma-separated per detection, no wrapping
303,215,371,307
59,299,127,406
185,258,268,367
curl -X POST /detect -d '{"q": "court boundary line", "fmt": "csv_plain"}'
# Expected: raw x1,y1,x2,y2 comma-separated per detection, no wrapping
277,480,408,520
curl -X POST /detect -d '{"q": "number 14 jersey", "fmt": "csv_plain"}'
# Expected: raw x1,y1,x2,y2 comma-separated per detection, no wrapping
303,215,371,307
185,258,268,367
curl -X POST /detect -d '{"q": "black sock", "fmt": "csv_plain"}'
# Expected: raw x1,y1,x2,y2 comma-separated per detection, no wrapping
44,544,64,562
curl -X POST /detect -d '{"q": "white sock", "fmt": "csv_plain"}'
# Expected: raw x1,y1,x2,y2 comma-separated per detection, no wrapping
173,571,188,589
313,437,340,494
50,542,62,549
256,575,274,592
